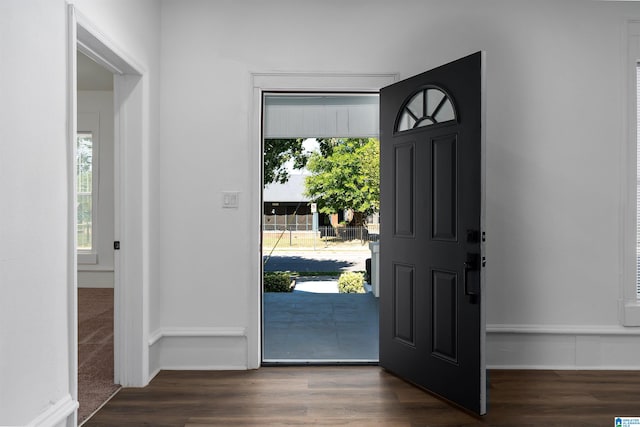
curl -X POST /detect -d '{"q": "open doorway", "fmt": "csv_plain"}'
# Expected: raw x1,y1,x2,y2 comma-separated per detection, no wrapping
76,50,120,424
261,93,381,363
71,6,150,391
71,7,149,422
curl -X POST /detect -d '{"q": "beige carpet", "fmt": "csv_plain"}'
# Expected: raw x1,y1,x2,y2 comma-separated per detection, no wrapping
78,288,120,424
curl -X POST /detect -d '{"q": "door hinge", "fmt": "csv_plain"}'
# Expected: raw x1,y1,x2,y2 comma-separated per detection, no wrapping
114,241,121,250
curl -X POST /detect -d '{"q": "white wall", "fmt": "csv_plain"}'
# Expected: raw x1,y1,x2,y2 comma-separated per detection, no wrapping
78,91,115,288
155,0,640,371
0,1,75,425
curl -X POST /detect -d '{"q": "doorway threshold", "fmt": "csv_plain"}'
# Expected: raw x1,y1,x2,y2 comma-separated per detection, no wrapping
262,360,379,367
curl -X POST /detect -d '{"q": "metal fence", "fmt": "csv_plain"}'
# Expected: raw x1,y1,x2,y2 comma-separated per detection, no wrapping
262,225,379,249
263,213,313,231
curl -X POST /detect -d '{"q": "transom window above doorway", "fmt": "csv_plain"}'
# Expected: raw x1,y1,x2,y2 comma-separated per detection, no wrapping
396,86,457,132
263,93,379,139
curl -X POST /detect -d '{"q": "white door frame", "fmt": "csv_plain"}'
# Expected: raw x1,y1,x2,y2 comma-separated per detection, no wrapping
249,72,398,368
67,5,150,398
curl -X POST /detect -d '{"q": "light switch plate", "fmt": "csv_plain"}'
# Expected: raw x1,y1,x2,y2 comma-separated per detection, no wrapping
222,191,239,209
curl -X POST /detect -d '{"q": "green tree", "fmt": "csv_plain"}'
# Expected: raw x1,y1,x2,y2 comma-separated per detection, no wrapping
263,138,308,186
304,138,379,226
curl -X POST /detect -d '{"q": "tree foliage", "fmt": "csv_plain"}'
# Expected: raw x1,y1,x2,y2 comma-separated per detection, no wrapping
304,138,380,225
263,139,308,186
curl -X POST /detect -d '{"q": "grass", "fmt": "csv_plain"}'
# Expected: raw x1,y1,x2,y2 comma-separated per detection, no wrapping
262,235,370,250
295,271,342,277
262,271,341,278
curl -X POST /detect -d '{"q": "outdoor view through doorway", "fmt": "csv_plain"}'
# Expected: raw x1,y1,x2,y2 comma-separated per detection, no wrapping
262,93,380,363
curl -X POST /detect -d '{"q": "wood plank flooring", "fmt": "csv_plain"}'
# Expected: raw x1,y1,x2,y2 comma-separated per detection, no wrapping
84,367,640,426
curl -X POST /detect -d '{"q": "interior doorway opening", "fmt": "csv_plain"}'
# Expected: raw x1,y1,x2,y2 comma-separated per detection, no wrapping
261,93,381,364
70,7,150,426
76,50,120,424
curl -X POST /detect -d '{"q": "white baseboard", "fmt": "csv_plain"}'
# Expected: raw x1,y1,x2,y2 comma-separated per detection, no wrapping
77,271,114,288
148,327,247,346
146,324,640,374
148,327,249,376
487,324,640,336
24,394,77,427
487,324,640,370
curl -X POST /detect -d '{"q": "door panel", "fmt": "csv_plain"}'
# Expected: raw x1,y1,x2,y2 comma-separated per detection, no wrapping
394,143,415,237
379,52,486,415
393,263,415,346
432,269,458,362
432,134,458,241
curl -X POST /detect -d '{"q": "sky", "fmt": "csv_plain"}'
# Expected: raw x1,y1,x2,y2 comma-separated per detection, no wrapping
286,138,319,175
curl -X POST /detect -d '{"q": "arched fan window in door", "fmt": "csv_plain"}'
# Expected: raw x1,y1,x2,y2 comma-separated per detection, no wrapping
396,86,457,132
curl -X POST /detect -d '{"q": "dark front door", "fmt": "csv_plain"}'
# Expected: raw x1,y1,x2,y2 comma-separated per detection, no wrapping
379,52,486,415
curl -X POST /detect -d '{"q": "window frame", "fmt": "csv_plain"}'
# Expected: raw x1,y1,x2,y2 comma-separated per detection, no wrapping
623,20,640,326
77,112,100,264
395,85,457,133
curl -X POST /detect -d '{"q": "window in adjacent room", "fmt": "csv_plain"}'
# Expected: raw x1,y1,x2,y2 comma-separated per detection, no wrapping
636,63,640,299
77,131,94,251
623,21,640,325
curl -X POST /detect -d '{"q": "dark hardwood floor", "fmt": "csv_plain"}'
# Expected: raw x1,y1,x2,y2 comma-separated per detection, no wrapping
84,367,640,426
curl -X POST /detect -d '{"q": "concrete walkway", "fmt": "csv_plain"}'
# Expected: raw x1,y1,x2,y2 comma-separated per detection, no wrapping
292,277,340,293
263,277,379,362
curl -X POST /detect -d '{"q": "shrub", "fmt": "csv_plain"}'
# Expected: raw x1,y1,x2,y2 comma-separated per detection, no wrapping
338,271,365,294
264,272,293,292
